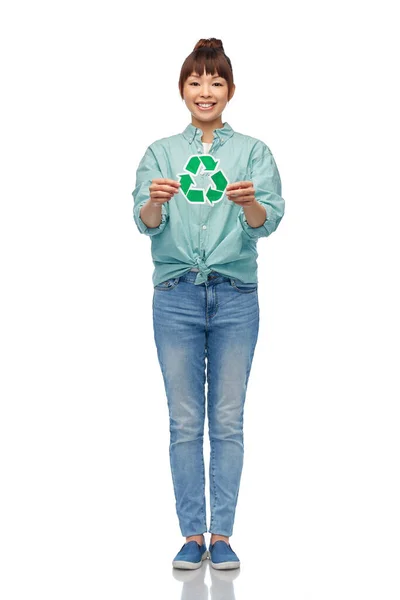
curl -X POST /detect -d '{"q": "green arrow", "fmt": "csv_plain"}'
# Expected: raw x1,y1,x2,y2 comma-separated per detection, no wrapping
200,155,218,171
187,189,205,203
185,156,201,175
177,173,194,195
211,170,228,192
206,188,223,204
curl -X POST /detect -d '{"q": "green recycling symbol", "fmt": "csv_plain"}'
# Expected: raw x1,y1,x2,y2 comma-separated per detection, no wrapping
176,154,229,206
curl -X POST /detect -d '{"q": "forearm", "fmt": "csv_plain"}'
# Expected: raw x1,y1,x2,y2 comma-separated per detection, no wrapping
139,199,162,228
242,200,267,227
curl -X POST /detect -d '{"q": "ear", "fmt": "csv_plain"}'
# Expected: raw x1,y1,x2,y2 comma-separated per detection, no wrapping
228,84,236,102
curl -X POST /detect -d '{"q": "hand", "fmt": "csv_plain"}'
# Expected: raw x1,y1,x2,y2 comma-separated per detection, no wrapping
150,178,180,207
225,181,256,206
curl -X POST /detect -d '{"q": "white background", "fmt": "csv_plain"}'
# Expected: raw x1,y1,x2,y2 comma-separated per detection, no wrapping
1,0,399,598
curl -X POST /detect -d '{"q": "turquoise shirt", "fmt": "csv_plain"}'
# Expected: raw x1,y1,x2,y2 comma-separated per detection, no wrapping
132,121,285,286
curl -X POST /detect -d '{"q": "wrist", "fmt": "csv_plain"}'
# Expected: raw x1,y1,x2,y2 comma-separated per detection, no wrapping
147,198,164,209
242,200,267,228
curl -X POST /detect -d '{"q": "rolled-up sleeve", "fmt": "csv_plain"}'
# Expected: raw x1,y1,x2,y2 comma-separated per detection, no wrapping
132,146,170,236
238,141,285,239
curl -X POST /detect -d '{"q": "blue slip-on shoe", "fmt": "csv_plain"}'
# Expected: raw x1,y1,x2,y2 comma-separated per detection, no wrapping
172,540,209,570
209,540,240,570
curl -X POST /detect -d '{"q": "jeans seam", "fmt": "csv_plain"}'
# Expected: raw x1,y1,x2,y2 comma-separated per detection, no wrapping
208,349,216,531
213,283,219,319
201,343,207,529
201,439,206,526
231,285,258,293
210,439,217,531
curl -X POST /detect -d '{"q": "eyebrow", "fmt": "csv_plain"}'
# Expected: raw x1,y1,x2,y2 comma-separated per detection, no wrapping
189,74,222,78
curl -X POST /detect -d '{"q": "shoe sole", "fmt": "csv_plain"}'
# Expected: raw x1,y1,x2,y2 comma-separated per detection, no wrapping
210,560,241,570
172,550,209,569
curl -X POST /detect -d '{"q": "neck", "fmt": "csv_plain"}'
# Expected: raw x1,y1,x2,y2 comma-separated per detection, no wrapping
191,116,224,143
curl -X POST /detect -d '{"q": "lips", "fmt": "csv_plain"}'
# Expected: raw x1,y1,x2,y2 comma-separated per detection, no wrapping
196,103,216,111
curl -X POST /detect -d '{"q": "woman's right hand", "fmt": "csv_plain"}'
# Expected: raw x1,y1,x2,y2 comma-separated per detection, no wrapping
149,178,181,207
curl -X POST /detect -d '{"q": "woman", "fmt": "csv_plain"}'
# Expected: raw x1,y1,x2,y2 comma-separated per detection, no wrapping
132,38,285,570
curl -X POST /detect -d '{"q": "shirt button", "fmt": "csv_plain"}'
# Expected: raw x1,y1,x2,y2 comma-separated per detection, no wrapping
202,225,207,230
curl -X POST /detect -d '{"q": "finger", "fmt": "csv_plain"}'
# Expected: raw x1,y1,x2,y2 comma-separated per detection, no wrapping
151,190,177,199
230,197,256,205
152,178,180,188
226,188,255,198
150,183,180,194
226,192,256,202
226,181,253,191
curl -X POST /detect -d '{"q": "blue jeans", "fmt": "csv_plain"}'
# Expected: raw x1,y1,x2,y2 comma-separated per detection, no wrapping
152,269,260,537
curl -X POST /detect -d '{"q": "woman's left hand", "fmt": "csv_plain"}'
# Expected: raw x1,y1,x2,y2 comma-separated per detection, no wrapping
225,181,256,206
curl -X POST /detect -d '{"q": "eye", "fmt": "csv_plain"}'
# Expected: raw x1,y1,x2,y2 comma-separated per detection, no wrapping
189,81,223,86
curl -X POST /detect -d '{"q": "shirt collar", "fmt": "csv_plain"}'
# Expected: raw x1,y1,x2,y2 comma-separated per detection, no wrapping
182,121,235,145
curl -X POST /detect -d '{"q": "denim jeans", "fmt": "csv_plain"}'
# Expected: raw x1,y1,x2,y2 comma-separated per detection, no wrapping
152,269,259,537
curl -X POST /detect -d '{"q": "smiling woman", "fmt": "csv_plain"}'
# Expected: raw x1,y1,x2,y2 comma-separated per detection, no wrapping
131,36,285,572
178,39,235,100
178,40,236,141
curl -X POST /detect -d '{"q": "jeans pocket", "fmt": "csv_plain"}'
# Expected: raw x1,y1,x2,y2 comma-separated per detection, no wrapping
154,277,180,291
230,278,258,293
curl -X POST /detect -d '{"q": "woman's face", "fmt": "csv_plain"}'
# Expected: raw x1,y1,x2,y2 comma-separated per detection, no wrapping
182,68,233,124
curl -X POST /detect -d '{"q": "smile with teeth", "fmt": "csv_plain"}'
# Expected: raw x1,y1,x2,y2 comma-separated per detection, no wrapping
196,103,216,110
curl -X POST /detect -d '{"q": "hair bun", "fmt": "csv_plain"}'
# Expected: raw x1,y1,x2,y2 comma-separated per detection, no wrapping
193,38,224,52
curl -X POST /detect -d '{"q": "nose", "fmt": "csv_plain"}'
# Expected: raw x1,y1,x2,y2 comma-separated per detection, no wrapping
200,84,213,98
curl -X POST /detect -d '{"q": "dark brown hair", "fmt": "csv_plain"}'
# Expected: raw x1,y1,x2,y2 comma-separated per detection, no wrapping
178,38,234,100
